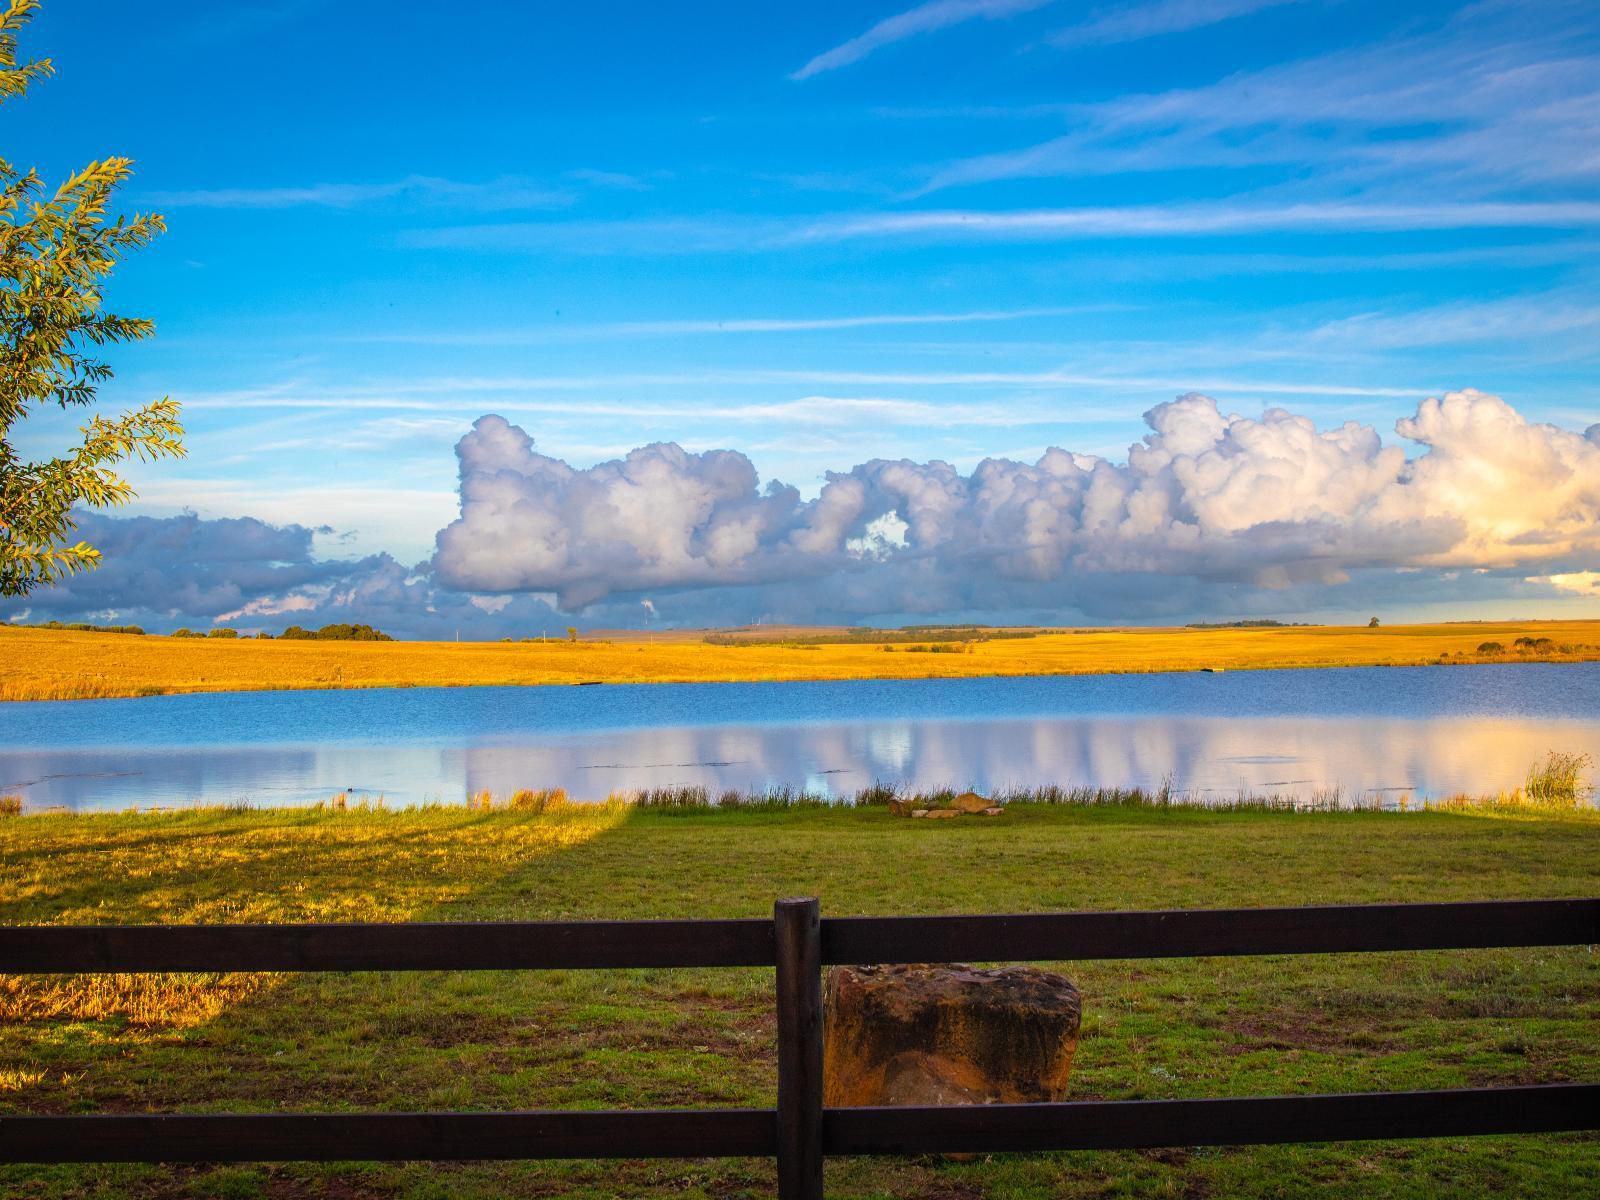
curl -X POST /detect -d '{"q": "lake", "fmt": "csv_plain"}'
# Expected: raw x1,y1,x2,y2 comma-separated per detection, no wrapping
3,663,1598,812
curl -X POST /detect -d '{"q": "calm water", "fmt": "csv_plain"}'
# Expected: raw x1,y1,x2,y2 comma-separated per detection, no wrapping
3,664,1597,812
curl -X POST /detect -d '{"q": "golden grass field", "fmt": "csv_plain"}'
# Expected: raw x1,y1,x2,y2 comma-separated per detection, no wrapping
2,619,1598,702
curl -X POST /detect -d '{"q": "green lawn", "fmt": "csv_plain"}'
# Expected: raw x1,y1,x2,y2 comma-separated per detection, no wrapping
2,802,1597,1198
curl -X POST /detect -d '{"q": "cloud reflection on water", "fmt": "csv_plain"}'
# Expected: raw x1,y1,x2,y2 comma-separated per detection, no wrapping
7,715,1594,812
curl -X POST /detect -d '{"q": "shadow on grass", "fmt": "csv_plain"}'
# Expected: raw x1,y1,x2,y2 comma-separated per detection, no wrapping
2,804,794,1198
3,802,1599,1199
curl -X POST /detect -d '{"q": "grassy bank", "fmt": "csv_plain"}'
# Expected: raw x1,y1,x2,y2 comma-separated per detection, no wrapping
3,618,1599,701
3,803,1597,1198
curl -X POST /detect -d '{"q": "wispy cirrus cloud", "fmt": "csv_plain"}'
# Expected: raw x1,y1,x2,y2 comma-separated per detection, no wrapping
791,201,1600,242
350,306,1102,345
600,307,1089,335
1048,0,1301,48
926,4,1600,191
404,199,1600,257
146,174,576,211
1300,294,1600,353
172,370,1433,419
791,0,1055,81
562,167,653,191
178,390,1123,426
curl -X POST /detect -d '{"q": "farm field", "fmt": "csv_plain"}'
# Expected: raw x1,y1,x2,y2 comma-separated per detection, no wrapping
4,619,1599,702
2,801,1597,1198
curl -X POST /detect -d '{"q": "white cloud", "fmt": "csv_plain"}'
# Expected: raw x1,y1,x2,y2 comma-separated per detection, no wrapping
173,372,1434,415
927,5,1600,190
1301,294,1600,351
5,512,571,640
18,392,1599,633
215,592,324,623
791,0,1055,81
146,175,574,211
123,478,458,564
431,389,1600,613
1530,571,1600,596
562,168,651,190
405,200,1600,256
352,306,1099,345
1049,0,1298,49
792,202,1600,242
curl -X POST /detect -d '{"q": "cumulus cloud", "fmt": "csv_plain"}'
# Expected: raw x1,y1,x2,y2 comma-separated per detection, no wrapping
1530,571,1600,597
12,514,375,621
433,390,1600,620
1,511,568,641
9,390,1597,636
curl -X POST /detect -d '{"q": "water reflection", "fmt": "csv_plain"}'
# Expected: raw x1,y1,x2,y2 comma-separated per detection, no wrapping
5,712,1594,812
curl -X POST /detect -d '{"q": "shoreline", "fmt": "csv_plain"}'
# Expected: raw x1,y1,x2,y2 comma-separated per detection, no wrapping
3,619,1598,703
9,780,1595,821
7,653,1600,706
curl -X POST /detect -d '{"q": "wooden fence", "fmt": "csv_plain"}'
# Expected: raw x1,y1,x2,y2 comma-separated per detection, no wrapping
2,897,1597,1199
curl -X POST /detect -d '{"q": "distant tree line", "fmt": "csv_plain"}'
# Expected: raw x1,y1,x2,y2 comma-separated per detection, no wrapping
704,625,1039,647
4,618,144,634
1476,636,1559,655
168,623,393,641
1184,620,1310,629
278,623,392,641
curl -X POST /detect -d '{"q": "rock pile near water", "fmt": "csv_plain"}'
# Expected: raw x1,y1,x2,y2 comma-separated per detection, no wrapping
887,790,1003,818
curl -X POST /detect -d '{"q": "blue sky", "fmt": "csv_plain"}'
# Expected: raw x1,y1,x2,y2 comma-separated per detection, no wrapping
6,0,1600,633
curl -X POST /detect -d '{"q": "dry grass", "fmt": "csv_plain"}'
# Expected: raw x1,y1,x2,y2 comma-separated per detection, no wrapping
468,787,573,812
1524,750,1595,804
0,1066,46,1091
0,803,627,1035
0,971,273,1029
4,619,1600,702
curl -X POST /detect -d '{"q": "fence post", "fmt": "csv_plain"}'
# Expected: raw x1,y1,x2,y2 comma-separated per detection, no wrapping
774,896,823,1200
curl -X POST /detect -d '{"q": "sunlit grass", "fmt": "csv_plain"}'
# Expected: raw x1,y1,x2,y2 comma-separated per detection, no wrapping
0,1065,47,1092
4,619,1599,702
0,971,272,1029
2,801,1598,1197
0,804,627,1041
1524,750,1595,805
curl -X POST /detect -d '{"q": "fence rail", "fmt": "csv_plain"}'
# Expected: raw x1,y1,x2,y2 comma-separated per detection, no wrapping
3,897,1597,1199
2,898,1592,974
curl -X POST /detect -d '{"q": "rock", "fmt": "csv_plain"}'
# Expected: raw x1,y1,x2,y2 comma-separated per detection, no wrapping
949,791,991,814
924,808,959,819
823,963,1082,1108
887,795,914,817
910,808,930,818
983,806,1004,816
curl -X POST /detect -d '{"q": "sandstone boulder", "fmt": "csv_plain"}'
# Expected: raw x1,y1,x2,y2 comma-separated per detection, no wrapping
893,792,1003,818
823,963,1082,1107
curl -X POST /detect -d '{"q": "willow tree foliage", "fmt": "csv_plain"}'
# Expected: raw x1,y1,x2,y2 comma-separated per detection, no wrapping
0,0,183,597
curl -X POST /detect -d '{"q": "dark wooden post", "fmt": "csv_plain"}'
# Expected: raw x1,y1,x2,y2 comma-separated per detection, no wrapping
774,897,823,1200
